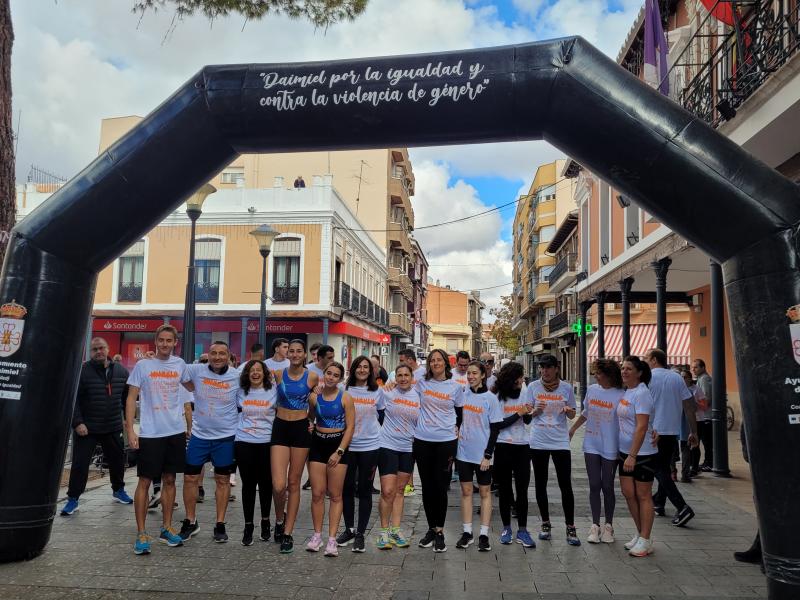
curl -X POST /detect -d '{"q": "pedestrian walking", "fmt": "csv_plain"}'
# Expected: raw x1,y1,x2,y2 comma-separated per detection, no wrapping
569,358,623,544
527,354,580,546
691,359,713,471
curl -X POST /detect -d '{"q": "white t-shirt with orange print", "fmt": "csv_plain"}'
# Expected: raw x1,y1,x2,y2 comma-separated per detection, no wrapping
617,382,657,456
527,379,576,451
581,384,623,460
457,389,504,464
127,355,188,438
183,364,241,440
413,378,465,442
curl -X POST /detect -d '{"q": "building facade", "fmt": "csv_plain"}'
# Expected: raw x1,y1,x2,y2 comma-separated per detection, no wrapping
427,283,483,360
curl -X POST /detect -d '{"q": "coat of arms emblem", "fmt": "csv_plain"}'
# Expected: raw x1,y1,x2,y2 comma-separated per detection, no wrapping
0,300,27,358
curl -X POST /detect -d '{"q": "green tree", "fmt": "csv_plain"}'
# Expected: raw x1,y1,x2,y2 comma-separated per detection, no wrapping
489,295,520,357
0,0,369,266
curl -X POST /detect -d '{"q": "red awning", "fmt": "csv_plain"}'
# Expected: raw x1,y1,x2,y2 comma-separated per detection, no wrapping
587,322,691,366
699,0,735,26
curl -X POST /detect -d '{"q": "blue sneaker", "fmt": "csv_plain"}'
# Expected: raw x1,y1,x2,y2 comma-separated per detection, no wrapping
60,497,79,516
499,527,513,545
515,529,536,548
113,489,134,504
566,525,581,546
159,526,184,547
134,533,152,555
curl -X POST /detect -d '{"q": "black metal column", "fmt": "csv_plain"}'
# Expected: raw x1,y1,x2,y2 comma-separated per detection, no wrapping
710,260,731,477
578,300,590,406
181,211,200,363
619,277,634,357
595,291,606,357
653,257,672,355
258,250,268,350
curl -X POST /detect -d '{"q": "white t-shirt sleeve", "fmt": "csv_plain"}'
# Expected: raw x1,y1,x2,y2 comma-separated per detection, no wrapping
376,389,386,410
127,362,143,388
489,395,504,424
565,384,577,409
635,386,655,415
453,384,465,408
181,363,195,384
678,379,693,402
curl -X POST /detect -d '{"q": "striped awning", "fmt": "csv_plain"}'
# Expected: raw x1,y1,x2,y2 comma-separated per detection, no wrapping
587,322,691,366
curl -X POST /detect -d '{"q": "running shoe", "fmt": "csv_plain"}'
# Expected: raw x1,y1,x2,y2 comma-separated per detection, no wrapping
624,535,640,550
60,497,79,516
159,526,183,547
433,531,447,553
134,533,151,555
197,486,205,503
672,505,695,527
229,473,236,486
587,524,601,544
538,521,552,541
653,505,666,517
456,532,474,549
178,518,200,541
601,523,615,543
148,489,161,509
260,518,271,542
213,522,228,543
478,535,491,552
274,521,284,543
336,528,356,546
629,537,654,557
280,534,294,554
302,479,311,490
324,537,339,557
515,529,536,548
499,527,513,545
566,525,581,546
701,464,713,472
389,529,409,548
306,532,323,552
113,489,134,504
403,484,415,497
352,532,366,553
418,528,436,548
242,523,255,546
376,532,393,550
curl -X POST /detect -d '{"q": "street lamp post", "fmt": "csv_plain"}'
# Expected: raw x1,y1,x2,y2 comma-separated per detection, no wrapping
181,184,216,363
249,224,280,349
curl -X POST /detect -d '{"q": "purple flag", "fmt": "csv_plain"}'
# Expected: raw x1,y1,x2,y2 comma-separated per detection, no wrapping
644,0,670,95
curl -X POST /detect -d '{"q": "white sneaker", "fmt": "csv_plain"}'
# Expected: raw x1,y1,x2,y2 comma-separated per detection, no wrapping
624,535,640,550
587,524,601,544
601,523,615,543
628,537,654,557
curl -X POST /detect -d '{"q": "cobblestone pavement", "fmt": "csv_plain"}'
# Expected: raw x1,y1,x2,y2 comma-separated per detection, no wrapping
0,431,766,599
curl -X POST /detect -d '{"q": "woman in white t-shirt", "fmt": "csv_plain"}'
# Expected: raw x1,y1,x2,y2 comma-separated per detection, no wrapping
527,354,579,546
409,349,465,552
569,359,624,544
234,360,278,546
617,356,658,558
455,361,504,552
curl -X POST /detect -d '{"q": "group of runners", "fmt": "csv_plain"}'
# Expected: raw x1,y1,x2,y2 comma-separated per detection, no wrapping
120,323,700,558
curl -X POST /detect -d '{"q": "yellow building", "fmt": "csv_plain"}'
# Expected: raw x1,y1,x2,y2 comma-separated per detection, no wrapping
426,283,484,358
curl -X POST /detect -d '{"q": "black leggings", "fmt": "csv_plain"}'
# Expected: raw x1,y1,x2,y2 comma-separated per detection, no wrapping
412,438,457,530
493,443,530,528
584,452,617,525
343,449,379,534
234,441,272,524
530,448,574,525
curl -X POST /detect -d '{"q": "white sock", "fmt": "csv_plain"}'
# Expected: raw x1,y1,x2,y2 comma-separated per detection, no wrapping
463,523,473,534
480,525,489,536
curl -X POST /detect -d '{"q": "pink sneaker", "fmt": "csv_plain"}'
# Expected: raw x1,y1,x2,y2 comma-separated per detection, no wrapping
323,537,339,557
306,533,323,552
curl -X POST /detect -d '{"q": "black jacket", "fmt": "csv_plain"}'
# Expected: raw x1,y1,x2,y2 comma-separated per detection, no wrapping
72,360,129,434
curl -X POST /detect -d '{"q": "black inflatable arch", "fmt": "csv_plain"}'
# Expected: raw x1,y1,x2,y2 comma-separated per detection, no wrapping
1,38,799,597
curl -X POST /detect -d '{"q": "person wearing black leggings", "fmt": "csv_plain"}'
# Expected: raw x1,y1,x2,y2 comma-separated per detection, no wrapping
234,359,277,546
569,359,624,544
527,354,580,546
491,361,535,548
336,356,384,553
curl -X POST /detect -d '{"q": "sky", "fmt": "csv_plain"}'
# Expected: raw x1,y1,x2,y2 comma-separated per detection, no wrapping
9,0,644,317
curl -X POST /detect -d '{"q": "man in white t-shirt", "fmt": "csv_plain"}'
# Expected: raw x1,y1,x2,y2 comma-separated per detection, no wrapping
389,348,426,383
306,344,334,379
451,351,471,388
265,337,290,377
125,325,191,554
480,352,497,389
645,348,698,527
179,340,241,543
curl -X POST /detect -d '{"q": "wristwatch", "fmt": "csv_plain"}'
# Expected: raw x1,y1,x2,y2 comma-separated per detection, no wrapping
336,447,345,456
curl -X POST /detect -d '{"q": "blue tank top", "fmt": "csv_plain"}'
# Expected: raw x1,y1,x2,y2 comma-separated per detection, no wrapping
315,390,346,429
277,369,311,410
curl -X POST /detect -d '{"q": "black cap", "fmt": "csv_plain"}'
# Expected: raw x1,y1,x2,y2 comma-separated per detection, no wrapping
537,354,559,367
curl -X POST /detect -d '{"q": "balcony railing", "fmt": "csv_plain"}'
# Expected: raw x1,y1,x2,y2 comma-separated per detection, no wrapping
549,310,574,334
196,282,219,303
533,323,550,342
672,0,800,127
272,284,299,304
549,253,577,289
340,282,351,310
118,282,142,302
390,312,411,333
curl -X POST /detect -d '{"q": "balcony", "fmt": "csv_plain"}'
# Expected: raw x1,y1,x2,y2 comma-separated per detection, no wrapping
272,285,300,304
549,310,575,336
672,0,800,128
117,282,142,303
196,282,219,303
352,290,363,315
388,266,414,299
389,312,411,334
548,252,578,293
533,323,550,342
339,282,351,310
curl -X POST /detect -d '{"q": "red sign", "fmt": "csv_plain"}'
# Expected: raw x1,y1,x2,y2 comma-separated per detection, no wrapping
93,319,165,332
